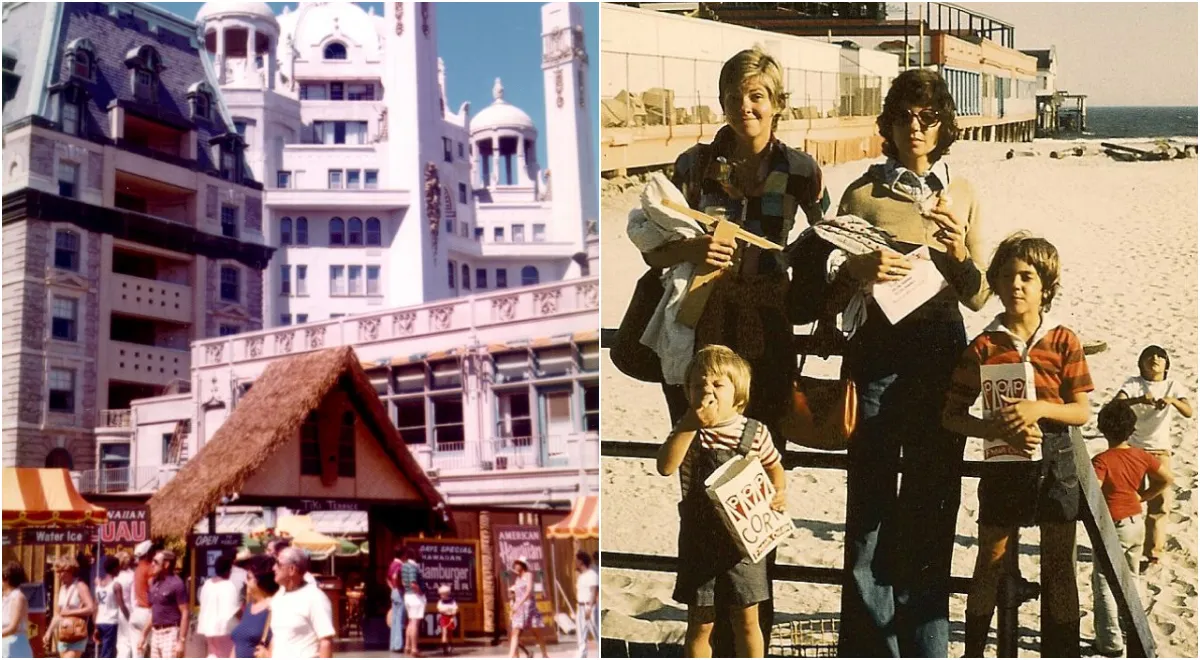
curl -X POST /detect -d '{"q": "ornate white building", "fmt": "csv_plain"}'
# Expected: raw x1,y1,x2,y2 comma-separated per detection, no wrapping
196,1,598,328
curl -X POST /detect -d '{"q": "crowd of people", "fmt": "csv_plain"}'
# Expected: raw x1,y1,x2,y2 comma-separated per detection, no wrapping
2,537,601,659
629,47,1192,658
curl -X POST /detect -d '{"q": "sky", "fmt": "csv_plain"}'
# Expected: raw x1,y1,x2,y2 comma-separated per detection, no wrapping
941,3,1197,107
151,2,600,167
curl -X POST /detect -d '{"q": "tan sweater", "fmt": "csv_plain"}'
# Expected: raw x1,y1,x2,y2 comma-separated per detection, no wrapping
838,168,991,311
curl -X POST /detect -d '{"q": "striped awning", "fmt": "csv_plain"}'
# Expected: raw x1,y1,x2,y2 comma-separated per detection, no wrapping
545,495,598,540
2,468,107,528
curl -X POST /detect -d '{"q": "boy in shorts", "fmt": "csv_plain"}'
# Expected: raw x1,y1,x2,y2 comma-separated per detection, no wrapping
943,232,1093,657
657,345,787,658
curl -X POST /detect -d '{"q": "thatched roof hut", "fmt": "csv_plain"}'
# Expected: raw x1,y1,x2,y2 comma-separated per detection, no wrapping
148,346,445,539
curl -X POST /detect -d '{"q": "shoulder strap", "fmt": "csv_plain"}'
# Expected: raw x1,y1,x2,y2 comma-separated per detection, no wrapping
738,419,759,456
260,608,272,645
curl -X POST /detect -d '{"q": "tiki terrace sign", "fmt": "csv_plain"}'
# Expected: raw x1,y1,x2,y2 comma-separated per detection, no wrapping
291,499,365,513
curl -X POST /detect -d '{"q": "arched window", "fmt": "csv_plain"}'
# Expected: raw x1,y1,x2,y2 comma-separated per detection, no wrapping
329,217,344,245
521,266,539,286
347,217,363,245
365,218,381,246
187,82,214,120
125,45,162,103
296,217,309,245
461,264,471,290
338,411,356,477
45,448,74,470
280,217,292,245
323,42,347,60
66,39,95,81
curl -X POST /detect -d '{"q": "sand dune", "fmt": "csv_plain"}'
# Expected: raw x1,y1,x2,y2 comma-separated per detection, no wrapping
600,140,1199,657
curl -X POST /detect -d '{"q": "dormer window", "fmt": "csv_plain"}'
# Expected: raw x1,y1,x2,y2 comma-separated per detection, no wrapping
323,42,347,60
65,39,95,82
210,133,245,183
187,82,214,121
124,45,163,103
55,85,86,136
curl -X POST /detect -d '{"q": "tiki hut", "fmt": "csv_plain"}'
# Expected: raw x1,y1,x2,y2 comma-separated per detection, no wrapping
148,346,446,539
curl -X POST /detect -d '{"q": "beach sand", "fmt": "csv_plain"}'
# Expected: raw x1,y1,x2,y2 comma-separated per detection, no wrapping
599,140,1198,657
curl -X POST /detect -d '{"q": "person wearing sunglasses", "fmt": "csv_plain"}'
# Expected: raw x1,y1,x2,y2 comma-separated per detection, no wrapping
812,68,991,658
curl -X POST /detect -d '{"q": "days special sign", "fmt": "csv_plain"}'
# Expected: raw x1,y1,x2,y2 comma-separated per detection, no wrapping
405,539,479,603
704,456,795,564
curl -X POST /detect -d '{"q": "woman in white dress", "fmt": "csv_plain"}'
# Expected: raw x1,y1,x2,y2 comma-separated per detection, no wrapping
2,560,33,658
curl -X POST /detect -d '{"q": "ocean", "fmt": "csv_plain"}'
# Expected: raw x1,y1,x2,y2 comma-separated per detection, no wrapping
1082,106,1198,140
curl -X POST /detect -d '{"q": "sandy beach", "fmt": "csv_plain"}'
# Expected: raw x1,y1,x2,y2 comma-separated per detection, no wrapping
599,140,1199,657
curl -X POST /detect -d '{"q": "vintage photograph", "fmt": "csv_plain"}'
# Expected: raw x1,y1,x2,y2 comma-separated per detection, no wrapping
599,2,1197,658
2,1,598,658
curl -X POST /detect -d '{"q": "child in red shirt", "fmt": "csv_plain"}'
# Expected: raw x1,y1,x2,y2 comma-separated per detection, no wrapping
943,232,1093,657
1090,400,1172,656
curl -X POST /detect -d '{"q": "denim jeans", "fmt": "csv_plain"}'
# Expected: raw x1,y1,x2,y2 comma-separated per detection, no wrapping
837,319,966,658
1092,516,1145,653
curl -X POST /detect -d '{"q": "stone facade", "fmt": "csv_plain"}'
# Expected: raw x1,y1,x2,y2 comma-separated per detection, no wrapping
244,195,262,232
29,134,54,177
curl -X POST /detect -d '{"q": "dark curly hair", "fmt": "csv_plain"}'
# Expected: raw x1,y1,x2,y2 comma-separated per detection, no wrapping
1097,400,1137,446
3,560,26,588
878,69,960,163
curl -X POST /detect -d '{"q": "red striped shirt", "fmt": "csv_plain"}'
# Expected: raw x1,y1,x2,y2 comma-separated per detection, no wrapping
947,322,1094,411
679,415,781,499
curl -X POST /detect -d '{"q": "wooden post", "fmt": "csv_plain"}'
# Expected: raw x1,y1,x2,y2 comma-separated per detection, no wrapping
1070,429,1157,657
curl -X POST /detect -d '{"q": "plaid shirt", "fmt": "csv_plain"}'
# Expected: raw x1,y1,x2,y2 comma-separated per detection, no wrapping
671,126,829,273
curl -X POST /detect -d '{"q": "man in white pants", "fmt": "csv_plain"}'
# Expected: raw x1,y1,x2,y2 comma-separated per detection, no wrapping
128,541,154,658
575,552,599,657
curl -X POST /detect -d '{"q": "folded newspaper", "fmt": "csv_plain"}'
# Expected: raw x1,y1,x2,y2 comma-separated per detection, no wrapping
703,455,795,563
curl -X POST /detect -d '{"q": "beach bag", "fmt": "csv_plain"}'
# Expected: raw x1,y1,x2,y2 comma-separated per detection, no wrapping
57,585,88,643
610,268,665,383
780,319,858,451
703,420,796,563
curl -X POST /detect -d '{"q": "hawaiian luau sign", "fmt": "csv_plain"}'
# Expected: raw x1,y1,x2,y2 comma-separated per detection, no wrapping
99,505,149,545
704,456,795,563
980,362,1041,462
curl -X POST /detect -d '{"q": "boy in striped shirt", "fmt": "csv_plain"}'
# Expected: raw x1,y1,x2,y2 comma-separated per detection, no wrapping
658,345,785,658
942,232,1093,657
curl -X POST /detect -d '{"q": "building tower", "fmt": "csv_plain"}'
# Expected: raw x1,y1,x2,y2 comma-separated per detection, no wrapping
541,3,597,255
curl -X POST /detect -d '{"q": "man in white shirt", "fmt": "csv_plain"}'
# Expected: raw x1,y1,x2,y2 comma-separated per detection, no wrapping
270,548,335,658
574,552,599,658
1116,345,1193,571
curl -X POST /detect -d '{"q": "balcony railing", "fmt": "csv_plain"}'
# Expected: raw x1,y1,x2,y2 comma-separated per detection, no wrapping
192,276,599,367
418,433,596,475
99,409,132,428
108,341,190,386
111,273,193,324
75,465,169,495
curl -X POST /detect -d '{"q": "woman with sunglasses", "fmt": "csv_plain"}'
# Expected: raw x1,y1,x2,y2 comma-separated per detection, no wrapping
824,68,990,657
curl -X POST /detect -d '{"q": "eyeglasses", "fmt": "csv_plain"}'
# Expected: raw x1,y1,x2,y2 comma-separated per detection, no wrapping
893,108,941,129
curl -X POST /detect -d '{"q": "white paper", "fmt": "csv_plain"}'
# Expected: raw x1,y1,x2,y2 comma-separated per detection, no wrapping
871,245,948,325
979,362,1041,462
704,455,795,563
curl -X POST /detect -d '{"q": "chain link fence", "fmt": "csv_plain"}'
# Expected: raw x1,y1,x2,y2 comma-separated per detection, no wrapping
601,51,885,130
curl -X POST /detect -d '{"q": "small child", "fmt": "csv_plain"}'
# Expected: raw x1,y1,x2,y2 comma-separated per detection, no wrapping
943,232,1093,658
1115,345,1193,573
1090,400,1172,656
435,584,458,656
656,345,786,659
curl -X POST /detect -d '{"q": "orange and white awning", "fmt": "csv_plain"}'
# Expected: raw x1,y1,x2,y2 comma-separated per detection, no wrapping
546,495,598,540
2,468,107,528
